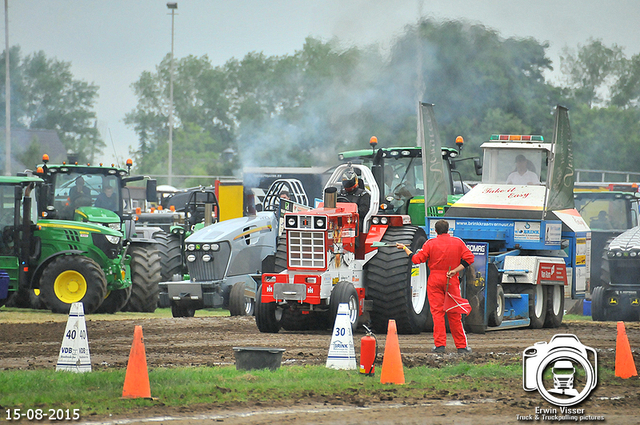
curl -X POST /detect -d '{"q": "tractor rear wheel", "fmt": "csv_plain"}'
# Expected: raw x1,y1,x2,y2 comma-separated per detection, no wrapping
329,281,359,332
39,255,107,314
95,286,132,314
255,285,282,333
229,281,255,316
365,226,428,334
123,244,162,312
543,285,564,327
153,231,183,281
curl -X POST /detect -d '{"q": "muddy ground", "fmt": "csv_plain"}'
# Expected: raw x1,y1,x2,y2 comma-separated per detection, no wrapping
1,313,640,424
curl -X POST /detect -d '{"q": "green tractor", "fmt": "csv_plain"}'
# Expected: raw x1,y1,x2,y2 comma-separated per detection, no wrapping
0,176,131,314
32,156,161,312
337,137,481,224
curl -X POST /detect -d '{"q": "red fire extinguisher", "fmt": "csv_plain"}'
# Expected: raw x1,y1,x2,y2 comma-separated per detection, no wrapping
359,324,377,376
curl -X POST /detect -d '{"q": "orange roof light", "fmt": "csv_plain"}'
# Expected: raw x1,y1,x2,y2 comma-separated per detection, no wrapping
36,167,44,174
126,159,133,166
369,136,378,148
42,154,49,162
170,205,175,212
455,136,464,146
136,207,141,214
158,205,163,211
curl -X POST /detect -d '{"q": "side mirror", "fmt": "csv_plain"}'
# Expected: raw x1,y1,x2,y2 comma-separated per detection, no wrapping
146,179,157,202
473,158,483,176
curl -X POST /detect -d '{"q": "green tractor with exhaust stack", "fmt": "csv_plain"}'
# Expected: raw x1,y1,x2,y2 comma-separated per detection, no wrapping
31,156,161,312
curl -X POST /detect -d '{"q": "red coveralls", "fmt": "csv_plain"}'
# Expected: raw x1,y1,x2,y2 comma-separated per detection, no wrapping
411,233,474,349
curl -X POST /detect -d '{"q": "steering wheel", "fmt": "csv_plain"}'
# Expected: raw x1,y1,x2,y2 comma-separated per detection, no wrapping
392,182,412,199
337,196,351,203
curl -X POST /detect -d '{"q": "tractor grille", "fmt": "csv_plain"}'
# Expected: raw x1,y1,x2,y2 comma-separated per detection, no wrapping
288,231,325,269
609,258,640,286
186,243,231,282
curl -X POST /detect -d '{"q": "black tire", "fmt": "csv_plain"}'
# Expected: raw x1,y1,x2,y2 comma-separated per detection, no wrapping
229,281,255,316
329,281,360,332
39,255,107,314
94,286,132,314
171,301,196,317
527,285,547,329
365,226,428,334
153,231,183,281
255,284,281,333
488,284,504,327
123,244,162,312
591,286,606,321
543,285,565,328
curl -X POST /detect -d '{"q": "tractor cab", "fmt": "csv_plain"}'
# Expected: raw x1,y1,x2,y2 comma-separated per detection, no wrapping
480,135,550,186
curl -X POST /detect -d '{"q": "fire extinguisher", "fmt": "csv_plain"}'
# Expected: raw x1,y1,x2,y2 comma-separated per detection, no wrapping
359,324,377,376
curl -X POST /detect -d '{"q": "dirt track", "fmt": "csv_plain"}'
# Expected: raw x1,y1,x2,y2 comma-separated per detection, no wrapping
2,314,640,424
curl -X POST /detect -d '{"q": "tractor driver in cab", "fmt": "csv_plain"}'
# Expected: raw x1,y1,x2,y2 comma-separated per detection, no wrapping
339,169,370,232
69,176,92,208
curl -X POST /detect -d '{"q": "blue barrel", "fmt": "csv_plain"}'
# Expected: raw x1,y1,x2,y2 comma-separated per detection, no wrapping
0,270,9,300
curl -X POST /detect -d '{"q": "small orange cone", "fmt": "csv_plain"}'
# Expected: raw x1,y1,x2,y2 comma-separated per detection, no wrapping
122,325,152,398
615,321,638,379
379,319,405,385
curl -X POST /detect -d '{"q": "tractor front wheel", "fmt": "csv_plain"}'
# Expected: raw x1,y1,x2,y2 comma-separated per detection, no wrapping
329,281,359,332
229,281,255,316
527,285,547,329
543,285,564,327
39,256,107,314
255,285,282,333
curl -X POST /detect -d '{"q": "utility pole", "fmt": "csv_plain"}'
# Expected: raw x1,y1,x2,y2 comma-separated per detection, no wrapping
167,2,177,185
4,0,10,175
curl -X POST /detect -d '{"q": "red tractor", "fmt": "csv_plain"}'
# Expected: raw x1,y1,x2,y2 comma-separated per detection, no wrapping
256,163,429,334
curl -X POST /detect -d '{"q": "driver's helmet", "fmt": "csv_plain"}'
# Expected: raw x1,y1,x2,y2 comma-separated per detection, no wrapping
342,171,359,193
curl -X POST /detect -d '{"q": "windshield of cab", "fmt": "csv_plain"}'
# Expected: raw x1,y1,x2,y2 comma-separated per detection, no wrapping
482,148,546,185
53,172,121,218
574,194,637,230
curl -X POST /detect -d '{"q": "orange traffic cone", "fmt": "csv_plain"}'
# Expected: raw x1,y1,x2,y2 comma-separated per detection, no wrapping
615,321,638,379
122,325,152,398
379,319,405,385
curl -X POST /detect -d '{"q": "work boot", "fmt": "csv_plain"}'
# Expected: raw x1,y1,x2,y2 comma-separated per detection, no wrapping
457,347,472,354
432,346,445,353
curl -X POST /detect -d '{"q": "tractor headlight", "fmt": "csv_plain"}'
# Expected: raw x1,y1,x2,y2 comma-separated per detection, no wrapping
187,243,196,251
380,217,388,225
105,234,121,245
631,252,638,257
108,223,121,231
210,243,220,251
187,254,196,262
202,244,210,251
202,254,212,262
616,252,623,257
372,217,380,225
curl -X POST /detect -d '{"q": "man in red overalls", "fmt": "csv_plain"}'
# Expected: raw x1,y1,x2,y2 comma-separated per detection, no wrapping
397,219,474,354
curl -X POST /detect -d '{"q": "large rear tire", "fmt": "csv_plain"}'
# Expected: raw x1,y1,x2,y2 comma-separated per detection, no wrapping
123,244,162,312
329,281,359,332
39,256,107,314
527,285,547,329
543,285,564,327
153,231,183,281
255,284,282,333
365,226,428,334
229,281,255,316
95,286,132,314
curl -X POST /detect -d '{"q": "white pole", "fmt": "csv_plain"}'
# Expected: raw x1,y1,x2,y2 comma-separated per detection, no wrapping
4,0,10,176
167,3,177,185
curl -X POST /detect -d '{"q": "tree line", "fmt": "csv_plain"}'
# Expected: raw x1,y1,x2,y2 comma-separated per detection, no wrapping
2,18,640,182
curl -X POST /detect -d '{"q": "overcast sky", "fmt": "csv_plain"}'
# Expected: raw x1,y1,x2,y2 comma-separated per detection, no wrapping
5,0,640,166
